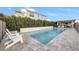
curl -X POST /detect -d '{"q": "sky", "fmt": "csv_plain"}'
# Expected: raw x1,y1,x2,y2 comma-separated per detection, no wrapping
0,7,79,21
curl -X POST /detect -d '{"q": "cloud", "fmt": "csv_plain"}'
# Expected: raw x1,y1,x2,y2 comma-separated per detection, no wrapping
25,7,36,12
8,8,11,10
47,18,53,21
75,20,79,23
20,7,36,13
21,7,36,12
27,8,36,12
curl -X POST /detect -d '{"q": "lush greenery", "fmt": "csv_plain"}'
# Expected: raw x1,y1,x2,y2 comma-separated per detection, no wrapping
0,13,57,31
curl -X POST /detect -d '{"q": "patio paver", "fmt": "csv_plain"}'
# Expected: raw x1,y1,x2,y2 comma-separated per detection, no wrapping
0,28,79,51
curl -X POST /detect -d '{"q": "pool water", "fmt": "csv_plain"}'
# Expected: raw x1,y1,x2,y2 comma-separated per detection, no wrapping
27,28,64,45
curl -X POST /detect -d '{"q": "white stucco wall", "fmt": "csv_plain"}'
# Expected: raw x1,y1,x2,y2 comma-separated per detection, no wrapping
20,26,53,33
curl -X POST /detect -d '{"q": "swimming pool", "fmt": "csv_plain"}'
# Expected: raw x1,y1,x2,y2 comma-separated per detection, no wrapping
27,28,65,45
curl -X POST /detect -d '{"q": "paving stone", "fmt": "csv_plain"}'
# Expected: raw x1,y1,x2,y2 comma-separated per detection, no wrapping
0,28,79,51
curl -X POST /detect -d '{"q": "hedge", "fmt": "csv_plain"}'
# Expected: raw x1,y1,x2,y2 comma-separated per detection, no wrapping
0,13,57,31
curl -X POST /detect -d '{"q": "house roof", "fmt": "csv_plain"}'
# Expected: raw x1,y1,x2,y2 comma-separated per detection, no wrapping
15,9,47,17
26,9,47,17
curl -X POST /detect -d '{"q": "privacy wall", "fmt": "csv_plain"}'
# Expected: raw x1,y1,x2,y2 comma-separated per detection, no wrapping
0,20,6,43
74,23,79,33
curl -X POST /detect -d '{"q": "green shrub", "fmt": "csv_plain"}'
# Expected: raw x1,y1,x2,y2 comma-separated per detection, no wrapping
0,13,57,31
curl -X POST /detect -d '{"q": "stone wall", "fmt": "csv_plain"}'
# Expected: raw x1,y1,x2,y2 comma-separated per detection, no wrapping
0,20,6,43
74,23,79,33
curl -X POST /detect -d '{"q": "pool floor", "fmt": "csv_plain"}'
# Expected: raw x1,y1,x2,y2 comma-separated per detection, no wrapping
27,28,64,45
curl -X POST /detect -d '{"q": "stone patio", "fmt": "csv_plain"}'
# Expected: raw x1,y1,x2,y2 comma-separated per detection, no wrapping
0,28,79,51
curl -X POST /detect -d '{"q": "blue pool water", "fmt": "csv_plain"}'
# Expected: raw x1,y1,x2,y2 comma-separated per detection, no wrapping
27,28,64,45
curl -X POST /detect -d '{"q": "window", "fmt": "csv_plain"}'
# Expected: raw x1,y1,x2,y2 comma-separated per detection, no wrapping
65,23,68,24
29,12,34,17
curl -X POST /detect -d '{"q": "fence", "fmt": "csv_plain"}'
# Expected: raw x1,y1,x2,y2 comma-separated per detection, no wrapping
0,20,6,43
74,23,79,33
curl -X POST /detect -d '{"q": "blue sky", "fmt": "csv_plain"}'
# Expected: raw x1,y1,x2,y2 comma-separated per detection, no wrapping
0,7,79,21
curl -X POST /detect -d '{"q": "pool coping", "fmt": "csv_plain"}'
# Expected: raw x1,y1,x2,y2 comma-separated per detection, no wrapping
47,28,68,45
25,28,67,46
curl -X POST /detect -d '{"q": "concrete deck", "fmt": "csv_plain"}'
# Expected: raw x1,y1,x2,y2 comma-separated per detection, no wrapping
0,28,79,51
47,28,79,51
